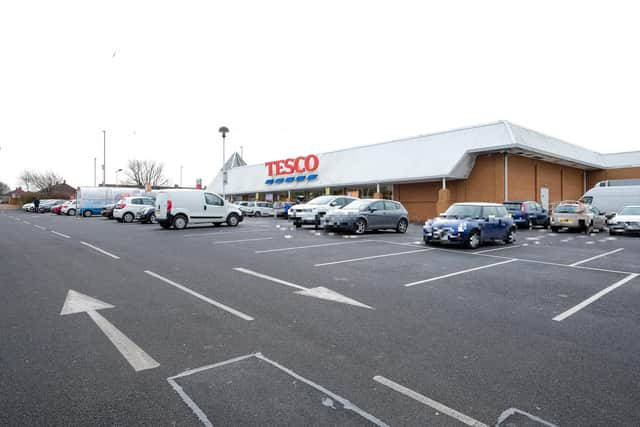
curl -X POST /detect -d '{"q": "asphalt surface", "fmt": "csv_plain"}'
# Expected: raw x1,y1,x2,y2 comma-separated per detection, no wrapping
1,209,640,426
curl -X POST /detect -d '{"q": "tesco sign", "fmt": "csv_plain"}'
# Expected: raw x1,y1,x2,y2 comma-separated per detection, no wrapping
265,154,319,177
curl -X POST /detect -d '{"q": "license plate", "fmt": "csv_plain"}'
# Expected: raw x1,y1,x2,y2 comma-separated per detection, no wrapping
440,234,449,241
155,209,160,215
560,219,571,223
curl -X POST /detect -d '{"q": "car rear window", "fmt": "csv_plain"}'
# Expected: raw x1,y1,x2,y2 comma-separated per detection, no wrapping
503,202,522,210
619,206,640,215
554,204,582,213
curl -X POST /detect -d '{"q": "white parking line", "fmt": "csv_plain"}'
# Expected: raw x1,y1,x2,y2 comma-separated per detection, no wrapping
255,240,371,254
214,237,274,245
233,267,307,290
184,229,271,238
144,270,254,321
473,244,523,254
403,259,517,287
80,241,120,259
51,230,71,239
22,220,31,225
314,249,433,267
569,248,624,267
553,273,639,321
373,375,488,427
33,224,46,230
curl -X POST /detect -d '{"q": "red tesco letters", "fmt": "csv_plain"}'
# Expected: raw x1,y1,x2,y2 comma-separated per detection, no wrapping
265,154,319,177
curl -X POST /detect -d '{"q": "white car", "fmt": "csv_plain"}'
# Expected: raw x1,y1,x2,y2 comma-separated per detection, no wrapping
61,200,78,216
248,202,274,217
608,205,640,235
113,196,156,223
22,202,34,212
288,195,359,228
154,189,244,230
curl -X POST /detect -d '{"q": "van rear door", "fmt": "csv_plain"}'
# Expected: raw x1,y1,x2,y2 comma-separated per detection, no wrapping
155,192,169,220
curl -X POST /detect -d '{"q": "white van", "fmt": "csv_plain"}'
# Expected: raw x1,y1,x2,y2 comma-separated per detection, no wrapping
154,189,243,229
580,185,640,216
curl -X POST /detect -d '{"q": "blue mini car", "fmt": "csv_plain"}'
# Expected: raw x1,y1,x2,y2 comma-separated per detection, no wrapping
423,202,516,249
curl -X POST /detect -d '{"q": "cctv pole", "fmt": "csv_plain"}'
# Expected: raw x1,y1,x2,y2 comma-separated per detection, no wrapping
102,130,106,186
94,157,97,186
218,126,229,200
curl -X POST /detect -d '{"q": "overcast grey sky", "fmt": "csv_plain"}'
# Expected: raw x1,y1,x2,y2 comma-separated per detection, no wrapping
1,1,639,189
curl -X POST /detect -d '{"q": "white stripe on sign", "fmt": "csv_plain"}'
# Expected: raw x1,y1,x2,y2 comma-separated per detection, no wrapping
314,249,433,267
80,241,120,259
144,270,254,321
51,230,71,239
373,375,488,427
403,259,517,287
214,237,273,244
255,240,371,254
553,273,639,321
569,248,624,267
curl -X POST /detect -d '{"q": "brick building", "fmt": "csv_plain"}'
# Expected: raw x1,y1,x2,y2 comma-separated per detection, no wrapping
209,121,640,222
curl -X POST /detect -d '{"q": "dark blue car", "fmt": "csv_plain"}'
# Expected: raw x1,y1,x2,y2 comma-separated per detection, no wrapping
423,203,516,249
503,200,550,229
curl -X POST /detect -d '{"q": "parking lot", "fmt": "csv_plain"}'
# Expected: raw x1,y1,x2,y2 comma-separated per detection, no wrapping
2,210,640,426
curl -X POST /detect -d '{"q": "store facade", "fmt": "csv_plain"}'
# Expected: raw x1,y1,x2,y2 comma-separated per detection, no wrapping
210,121,640,222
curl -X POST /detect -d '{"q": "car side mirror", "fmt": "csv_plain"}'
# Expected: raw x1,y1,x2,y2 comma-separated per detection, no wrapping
329,201,337,207
369,207,377,212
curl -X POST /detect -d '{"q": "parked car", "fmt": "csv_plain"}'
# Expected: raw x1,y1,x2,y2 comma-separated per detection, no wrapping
51,202,66,215
288,195,359,228
61,200,78,216
550,201,606,233
580,184,640,218
323,199,409,234
22,202,34,212
101,203,116,219
502,200,549,229
38,199,66,213
423,203,516,249
608,205,640,235
251,202,274,217
113,197,156,223
154,189,244,230
236,201,254,216
137,206,158,224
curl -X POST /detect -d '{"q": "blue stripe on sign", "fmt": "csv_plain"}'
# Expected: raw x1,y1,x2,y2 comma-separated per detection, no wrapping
307,174,318,180
295,175,306,182
285,177,295,183
274,177,285,184
265,179,274,185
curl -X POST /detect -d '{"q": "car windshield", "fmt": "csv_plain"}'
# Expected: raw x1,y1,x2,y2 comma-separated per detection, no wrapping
619,206,640,215
503,202,522,210
581,196,593,204
343,200,370,210
554,204,583,213
443,204,483,218
307,196,335,205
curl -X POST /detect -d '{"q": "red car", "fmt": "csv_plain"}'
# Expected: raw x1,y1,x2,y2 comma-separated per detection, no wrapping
51,203,66,215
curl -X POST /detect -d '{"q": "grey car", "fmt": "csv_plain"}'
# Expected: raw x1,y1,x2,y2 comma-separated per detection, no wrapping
323,199,409,234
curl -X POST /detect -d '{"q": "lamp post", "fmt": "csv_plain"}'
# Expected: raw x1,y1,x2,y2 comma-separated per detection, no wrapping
180,165,183,187
115,168,123,185
102,130,106,186
218,126,229,200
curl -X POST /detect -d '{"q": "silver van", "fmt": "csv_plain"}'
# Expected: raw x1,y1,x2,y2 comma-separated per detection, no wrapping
580,185,640,217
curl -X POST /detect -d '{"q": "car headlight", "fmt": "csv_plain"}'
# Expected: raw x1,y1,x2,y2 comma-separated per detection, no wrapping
458,222,467,232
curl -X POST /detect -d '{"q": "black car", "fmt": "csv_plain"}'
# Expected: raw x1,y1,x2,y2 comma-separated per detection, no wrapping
137,206,157,224
38,199,66,213
323,199,410,234
101,203,116,219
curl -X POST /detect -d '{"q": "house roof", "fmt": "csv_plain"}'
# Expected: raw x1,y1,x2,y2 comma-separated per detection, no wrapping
209,121,640,195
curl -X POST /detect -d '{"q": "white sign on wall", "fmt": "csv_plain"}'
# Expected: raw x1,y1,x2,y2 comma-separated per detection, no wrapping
540,186,550,211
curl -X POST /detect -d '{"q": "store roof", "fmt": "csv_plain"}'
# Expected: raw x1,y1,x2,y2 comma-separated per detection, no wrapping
209,121,640,195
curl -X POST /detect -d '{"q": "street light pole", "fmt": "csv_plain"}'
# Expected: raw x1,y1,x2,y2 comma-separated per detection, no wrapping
94,157,97,186
115,168,123,185
180,165,183,187
102,130,106,186
218,126,229,200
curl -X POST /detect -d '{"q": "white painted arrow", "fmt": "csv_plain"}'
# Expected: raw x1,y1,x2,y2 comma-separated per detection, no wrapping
60,290,160,372
233,268,373,309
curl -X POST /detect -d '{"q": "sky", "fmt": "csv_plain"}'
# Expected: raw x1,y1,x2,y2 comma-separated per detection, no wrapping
1,1,639,190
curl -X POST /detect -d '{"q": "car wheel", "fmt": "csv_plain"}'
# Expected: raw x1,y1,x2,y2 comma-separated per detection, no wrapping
123,212,134,223
504,227,516,244
213,222,221,227
67,209,76,216
528,218,534,229
149,213,157,224
584,222,593,234
254,211,261,217
550,226,560,233
83,210,92,217
354,219,367,235
227,213,239,227
396,218,408,233
465,230,481,249
159,221,171,229
544,218,550,229
609,229,617,236
173,215,188,230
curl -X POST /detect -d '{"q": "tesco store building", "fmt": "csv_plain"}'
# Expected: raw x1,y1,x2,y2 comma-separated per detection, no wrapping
209,121,640,223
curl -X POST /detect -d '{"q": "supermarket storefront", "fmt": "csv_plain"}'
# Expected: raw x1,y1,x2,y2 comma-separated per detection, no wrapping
210,121,640,222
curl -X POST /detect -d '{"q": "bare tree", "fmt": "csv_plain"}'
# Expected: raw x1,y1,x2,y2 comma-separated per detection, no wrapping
19,170,64,192
0,181,10,195
124,159,169,187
